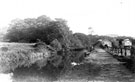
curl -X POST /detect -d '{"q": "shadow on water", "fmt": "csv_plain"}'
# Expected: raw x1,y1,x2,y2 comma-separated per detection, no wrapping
12,63,62,82
11,62,135,82
115,56,135,73
122,60,132,70
11,63,102,82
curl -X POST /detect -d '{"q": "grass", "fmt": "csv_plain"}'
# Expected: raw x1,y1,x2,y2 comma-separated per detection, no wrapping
0,42,51,73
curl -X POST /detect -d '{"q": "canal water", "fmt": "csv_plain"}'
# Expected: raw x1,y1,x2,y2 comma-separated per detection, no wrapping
1,62,135,82
1,59,135,82
1,48,135,82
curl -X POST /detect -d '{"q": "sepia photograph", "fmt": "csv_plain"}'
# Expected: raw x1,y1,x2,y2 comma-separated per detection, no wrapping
0,0,135,82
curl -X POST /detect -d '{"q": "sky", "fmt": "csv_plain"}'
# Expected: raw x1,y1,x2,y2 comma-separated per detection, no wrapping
0,0,135,37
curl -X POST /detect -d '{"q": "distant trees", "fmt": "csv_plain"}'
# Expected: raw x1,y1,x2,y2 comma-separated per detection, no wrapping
74,33,91,48
5,15,86,49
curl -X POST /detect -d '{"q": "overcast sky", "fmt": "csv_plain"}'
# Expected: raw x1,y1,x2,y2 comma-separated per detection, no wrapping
0,0,135,37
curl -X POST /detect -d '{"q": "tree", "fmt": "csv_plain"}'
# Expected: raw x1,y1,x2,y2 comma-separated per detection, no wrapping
74,33,90,48
5,15,92,73
88,27,94,35
5,16,52,42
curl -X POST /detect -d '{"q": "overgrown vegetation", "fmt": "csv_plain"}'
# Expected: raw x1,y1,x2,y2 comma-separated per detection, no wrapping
1,15,91,74
2,15,135,77
0,43,51,72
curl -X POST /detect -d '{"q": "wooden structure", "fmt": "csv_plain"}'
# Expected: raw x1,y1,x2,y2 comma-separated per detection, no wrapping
93,39,112,50
93,38,135,62
105,38,135,65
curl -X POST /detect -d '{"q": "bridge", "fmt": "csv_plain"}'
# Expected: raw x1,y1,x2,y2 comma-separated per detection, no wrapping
92,38,135,63
88,39,135,73
105,46,135,62
82,47,135,73
85,48,121,64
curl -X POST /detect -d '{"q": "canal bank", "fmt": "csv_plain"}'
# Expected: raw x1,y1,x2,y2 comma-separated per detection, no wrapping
106,49,135,73
2,48,135,82
84,48,135,81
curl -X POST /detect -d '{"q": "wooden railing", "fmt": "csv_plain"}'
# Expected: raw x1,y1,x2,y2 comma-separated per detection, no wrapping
105,46,135,60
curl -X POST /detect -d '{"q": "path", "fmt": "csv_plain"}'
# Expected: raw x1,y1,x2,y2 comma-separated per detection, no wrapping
84,48,135,81
85,48,121,64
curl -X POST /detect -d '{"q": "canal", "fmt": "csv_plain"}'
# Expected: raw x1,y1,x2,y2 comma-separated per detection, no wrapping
1,48,135,82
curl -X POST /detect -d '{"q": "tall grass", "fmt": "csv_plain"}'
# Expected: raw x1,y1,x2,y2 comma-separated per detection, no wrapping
0,43,51,73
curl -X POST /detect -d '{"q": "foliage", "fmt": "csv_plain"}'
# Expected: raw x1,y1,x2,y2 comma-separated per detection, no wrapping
3,15,86,73
74,33,91,48
3,15,135,77
87,34,100,45
0,43,51,73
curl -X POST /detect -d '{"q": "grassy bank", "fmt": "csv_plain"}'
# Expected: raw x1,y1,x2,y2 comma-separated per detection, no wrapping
0,43,51,73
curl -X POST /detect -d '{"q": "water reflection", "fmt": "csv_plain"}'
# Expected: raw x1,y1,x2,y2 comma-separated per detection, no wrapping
4,62,135,82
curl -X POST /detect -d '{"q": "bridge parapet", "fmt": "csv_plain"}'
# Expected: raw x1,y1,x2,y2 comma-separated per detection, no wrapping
105,46,135,64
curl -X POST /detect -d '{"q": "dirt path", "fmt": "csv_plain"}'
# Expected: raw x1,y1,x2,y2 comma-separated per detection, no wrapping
85,48,122,64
